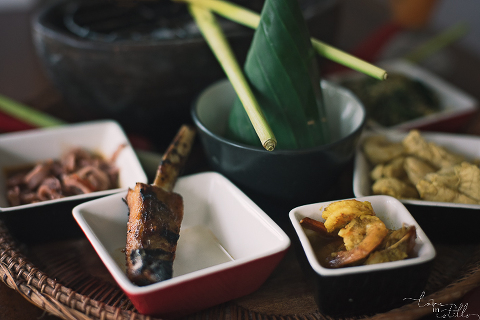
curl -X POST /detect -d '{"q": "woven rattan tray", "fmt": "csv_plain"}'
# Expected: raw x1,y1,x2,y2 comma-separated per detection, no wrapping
1,207,480,320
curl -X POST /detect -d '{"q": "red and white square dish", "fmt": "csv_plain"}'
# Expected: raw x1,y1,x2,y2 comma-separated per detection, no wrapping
73,171,290,318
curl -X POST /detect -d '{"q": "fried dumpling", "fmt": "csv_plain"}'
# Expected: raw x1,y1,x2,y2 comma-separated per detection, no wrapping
372,177,419,199
455,162,480,201
402,130,464,169
416,179,479,204
403,156,437,186
370,157,407,181
363,135,405,165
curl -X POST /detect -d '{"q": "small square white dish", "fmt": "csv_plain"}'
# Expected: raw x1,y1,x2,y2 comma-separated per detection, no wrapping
289,195,436,316
328,59,478,132
353,129,480,243
0,120,147,212
354,130,480,209
72,171,291,318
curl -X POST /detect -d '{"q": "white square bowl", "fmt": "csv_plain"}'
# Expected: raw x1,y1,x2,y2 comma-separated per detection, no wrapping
329,59,478,132
72,171,291,318
289,195,436,317
0,120,147,212
353,129,480,243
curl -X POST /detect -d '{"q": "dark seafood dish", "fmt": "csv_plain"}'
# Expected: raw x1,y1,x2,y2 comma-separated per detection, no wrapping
5,146,125,206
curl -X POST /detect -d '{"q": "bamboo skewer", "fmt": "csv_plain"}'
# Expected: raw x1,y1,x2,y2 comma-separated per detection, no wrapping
153,124,197,191
189,4,277,151
310,38,387,80
0,94,66,127
174,0,388,80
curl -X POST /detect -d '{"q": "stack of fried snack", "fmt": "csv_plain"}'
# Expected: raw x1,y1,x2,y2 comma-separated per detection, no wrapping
363,130,480,204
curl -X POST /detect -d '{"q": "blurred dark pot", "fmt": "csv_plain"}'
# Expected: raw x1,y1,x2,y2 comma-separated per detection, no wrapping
31,0,339,147
192,79,366,206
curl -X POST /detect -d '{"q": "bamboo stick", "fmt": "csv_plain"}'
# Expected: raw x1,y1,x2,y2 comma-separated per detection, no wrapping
189,4,277,151
0,94,66,127
153,125,196,191
174,0,388,80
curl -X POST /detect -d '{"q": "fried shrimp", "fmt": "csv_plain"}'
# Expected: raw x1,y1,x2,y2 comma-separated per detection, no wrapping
328,215,388,268
304,199,417,268
364,225,416,265
322,199,375,233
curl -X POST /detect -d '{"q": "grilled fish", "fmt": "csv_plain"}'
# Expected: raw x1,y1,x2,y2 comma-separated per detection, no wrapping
125,125,196,286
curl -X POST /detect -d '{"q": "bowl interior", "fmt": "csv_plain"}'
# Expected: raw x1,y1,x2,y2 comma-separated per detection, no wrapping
73,171,291,293
194,79,365,148
192,79,366,205
0,120,147,211
289,195,436,276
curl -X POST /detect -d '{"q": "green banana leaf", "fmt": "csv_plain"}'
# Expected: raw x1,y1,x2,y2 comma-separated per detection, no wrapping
227,0,330,150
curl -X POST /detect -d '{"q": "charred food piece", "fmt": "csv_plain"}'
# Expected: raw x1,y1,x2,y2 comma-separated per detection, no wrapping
125,182,183,286
125,125,196,286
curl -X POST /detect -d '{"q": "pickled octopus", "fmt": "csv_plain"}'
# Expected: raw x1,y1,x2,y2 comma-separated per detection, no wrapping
330,215,389,268
300,199,417,268
5,146,125,206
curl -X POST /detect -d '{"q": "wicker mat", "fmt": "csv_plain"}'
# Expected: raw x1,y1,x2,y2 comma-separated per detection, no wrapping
1,218,480,320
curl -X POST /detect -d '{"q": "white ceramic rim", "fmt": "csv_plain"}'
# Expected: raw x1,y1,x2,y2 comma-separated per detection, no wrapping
289,195,436,277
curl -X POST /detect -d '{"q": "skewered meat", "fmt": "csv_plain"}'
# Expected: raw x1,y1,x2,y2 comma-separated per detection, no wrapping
125,125,196,286
125,182,184,285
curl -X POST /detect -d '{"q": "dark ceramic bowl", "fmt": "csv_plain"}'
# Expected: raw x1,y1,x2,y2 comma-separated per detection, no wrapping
31,0,339,147
191,79,366,205
289,195,436,317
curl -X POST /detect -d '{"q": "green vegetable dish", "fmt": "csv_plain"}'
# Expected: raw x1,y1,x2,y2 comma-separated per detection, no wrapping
340,73,441,127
